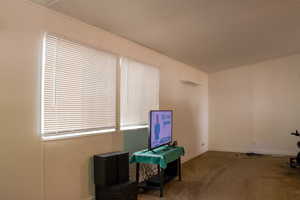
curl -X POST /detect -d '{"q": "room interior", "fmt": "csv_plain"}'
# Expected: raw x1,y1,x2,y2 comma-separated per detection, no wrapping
1,0,300,199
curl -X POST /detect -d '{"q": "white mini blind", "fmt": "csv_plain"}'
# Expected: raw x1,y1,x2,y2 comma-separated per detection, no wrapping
120,57,159,129
42,34,117,137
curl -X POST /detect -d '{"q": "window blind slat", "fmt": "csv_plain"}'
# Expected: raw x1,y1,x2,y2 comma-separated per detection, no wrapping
42,34,117,136
120,58,159,128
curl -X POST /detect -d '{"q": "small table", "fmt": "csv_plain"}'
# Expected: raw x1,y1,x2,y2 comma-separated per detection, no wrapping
130,145,185,197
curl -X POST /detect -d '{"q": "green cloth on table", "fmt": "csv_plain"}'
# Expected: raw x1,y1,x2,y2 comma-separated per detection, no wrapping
129,145,185,169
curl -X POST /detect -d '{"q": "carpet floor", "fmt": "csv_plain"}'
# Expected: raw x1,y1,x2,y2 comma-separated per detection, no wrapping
139,151,300,200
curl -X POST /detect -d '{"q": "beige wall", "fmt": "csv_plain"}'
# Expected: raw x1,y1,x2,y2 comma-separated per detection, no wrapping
209,54,300,155
0,1,208,200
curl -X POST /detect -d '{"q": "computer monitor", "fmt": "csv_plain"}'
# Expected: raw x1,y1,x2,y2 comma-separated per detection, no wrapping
149,110,173,150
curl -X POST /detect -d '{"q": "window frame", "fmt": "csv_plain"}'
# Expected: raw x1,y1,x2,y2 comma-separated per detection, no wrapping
41,33,119,141
40,33,160,141
119,56,160,130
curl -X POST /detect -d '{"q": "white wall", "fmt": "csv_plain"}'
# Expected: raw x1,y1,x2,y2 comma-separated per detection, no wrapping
160,67,209,160
0,1,208,200
209,54,300,155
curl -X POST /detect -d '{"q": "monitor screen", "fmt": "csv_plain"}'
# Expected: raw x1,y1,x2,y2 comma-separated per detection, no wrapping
149,110,173,150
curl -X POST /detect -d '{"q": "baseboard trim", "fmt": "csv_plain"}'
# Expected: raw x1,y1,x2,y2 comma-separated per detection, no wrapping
210,145,296,156
182,146,208,163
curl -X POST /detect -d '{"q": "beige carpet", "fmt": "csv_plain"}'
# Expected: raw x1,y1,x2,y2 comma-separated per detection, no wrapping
139,151,300,200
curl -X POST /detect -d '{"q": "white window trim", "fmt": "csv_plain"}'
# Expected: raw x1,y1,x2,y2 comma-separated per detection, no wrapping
120,124,149,131
42,128,116,141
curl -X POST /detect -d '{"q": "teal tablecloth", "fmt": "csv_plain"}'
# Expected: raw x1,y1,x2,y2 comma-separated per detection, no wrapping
129,145,185,169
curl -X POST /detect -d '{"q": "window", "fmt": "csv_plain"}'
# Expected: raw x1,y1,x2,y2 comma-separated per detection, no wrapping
41,34,117,139
120,57,159,130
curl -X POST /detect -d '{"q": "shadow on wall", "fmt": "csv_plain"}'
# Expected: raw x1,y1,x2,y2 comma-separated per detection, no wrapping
123,128,148,181
123,128,148,155
123,128,163,182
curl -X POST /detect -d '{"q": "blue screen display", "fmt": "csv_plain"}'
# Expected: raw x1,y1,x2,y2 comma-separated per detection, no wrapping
149,110,172,149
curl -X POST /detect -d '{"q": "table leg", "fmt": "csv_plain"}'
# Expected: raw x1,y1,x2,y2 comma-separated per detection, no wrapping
178,157,182,181
136,163,140,184
160,167,164,197
157,164,160,176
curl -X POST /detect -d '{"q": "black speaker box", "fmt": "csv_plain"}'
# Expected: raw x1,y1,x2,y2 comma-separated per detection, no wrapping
165,159,178,177
94,152,129,187
146,159,179,187
117,152,129,183
94,152,118,187
95,181,137,200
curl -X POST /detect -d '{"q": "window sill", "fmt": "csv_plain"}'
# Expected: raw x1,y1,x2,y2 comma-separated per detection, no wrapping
42,128,116,141
120,125,148,131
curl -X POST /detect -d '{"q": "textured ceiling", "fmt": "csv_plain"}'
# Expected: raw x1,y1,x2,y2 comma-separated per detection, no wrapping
31,0,300,73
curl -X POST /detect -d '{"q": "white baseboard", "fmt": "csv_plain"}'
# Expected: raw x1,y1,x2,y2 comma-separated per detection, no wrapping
252,148,296,156
199,146,209,156
210,145,296,156
182,146,208,163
